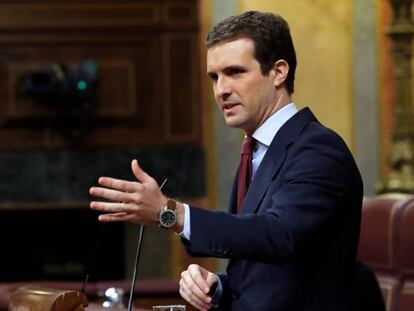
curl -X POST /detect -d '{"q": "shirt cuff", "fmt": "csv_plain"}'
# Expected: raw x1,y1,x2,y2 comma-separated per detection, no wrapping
211,277,223,308
178,203,191,240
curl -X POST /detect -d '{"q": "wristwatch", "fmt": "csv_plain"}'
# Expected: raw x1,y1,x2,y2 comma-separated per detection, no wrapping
158,199,177,229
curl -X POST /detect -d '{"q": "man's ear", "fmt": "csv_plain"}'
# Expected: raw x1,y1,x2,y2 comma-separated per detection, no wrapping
272,59,289,88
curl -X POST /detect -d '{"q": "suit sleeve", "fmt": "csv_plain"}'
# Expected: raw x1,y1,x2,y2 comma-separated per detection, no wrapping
183,128,362,264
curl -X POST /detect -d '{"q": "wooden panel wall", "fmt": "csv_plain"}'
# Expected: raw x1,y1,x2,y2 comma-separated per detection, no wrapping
0,0,200,148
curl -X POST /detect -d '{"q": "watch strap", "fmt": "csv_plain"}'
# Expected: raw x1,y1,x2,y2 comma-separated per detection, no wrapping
167,198,177,211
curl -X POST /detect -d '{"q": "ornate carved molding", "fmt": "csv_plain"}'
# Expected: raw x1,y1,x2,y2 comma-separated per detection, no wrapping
379,0,414,193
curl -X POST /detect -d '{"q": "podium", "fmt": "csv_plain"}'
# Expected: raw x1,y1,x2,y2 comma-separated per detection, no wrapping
7,286,159,311
9,286,89,311
2,281,185,311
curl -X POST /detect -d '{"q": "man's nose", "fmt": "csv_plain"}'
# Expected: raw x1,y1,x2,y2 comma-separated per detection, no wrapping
215,76,231,99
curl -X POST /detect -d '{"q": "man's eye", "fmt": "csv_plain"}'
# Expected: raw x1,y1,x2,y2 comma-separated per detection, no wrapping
227,68,244,76
208,73,218,82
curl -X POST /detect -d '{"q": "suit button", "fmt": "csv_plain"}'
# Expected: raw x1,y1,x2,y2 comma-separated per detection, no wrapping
232,291,240,300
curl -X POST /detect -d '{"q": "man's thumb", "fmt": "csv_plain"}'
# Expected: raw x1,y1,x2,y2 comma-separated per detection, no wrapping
206,272,218,288
131,159,149,182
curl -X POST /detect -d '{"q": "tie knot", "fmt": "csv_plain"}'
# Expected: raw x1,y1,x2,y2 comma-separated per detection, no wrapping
241,136,255,155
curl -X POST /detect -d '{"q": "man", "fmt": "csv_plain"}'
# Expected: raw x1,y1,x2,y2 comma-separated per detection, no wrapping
90,11,363,310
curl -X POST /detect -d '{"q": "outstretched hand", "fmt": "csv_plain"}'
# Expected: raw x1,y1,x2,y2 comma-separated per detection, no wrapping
89,159,167,225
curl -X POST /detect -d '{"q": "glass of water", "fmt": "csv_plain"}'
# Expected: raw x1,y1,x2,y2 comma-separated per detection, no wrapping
152,305,186,311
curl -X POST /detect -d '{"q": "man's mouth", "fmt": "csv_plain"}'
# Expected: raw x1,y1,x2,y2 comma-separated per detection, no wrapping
222,102,240,113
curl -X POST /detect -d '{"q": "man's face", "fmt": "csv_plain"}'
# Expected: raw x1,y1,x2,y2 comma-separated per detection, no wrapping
207,38,279,135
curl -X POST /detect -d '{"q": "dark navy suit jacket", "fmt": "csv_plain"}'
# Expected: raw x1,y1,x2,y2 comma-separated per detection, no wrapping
183,108,363,310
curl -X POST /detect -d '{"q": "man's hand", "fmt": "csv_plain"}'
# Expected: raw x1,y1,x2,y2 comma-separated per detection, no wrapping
179,264,218,311
89,159,168,225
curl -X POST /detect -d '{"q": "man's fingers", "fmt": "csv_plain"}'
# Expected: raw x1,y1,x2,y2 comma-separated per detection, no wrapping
179,270,212,311
206,273,218,292
180,270,210,303
97,212,128,222
189,265,211,294
90,201,138,213
179,279,210,310
179,287,210,311
179,265,216,311
97,176,141,193
89,186,133,203
90,201,122,212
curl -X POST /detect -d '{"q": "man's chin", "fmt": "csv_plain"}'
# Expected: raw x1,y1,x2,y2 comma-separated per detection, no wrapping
223,117,239,127
223,117,244,129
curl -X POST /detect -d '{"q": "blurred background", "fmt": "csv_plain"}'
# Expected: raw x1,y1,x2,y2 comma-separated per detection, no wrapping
0,0,411,309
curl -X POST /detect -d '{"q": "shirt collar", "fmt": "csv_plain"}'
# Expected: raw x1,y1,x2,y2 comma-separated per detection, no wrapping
252,103,298,147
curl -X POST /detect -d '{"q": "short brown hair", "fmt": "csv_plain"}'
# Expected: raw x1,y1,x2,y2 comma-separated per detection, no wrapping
206,11,297,94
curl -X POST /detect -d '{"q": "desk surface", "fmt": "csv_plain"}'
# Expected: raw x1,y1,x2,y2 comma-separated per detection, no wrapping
87,303,151,311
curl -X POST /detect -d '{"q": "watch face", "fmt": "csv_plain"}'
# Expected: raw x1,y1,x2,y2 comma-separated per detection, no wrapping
160,209,177,228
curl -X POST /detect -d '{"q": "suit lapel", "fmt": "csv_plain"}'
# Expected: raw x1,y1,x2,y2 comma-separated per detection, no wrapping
229,169,239,214
240,107,317,214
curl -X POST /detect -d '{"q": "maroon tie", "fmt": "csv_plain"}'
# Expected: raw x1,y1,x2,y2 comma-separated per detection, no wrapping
237,136,255,213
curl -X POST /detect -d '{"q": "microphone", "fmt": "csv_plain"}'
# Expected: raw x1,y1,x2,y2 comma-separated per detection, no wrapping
80,274,89,293
127,178,168,311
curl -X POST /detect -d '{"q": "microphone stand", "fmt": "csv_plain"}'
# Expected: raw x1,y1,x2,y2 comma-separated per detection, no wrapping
127,225,145,311
127,178,168,311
